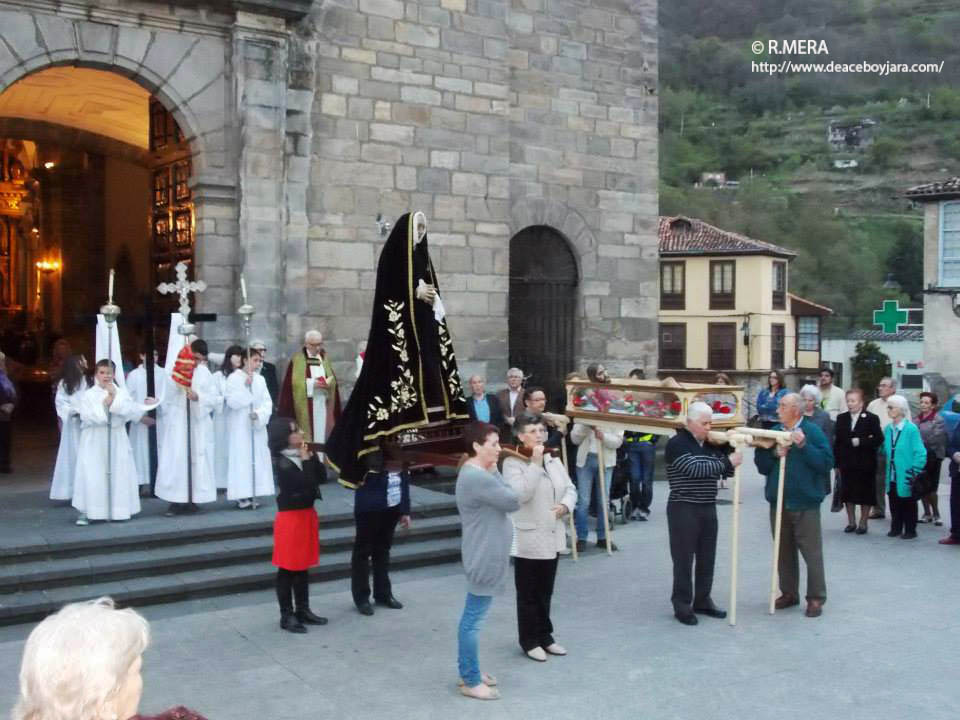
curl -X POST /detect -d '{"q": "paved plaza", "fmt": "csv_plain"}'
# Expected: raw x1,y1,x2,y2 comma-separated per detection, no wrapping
0,449,957,720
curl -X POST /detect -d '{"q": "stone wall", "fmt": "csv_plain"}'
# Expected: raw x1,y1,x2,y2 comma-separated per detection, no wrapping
0,0,659,397
295,0,658,390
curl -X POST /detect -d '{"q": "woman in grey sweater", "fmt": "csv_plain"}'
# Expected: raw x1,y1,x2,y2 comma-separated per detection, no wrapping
455,422,519,701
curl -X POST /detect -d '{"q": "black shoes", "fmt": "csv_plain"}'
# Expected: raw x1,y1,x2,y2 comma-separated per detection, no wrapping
375,596,404,609
901,531,918,539
280,612,307,634
296,608,328,625
675,612,698,626
855,526,868,535
596,540,619,552
694,604,727,619
844,525,856,533
357,602,375,616
575,540,586,552
887,530,900,537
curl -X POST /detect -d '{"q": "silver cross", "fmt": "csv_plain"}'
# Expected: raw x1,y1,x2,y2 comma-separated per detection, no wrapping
157,261,207,336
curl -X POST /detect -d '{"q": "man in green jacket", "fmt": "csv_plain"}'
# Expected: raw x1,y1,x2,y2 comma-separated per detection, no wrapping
754,392,834,618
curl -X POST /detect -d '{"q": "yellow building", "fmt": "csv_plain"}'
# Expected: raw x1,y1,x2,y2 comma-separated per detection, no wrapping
657,216,832,380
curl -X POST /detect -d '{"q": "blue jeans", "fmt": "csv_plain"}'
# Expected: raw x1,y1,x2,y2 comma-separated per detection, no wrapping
457,592,493,687
627,445,655,513
575,453,614,541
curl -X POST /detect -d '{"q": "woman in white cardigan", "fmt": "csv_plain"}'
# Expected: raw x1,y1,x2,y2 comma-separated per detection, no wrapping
570,417,623,551
502,413,577,662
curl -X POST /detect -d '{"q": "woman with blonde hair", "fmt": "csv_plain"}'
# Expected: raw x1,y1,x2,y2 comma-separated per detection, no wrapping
12,597,206,720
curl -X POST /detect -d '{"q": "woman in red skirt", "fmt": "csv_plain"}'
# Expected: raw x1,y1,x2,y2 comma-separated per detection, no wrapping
268,417,327,633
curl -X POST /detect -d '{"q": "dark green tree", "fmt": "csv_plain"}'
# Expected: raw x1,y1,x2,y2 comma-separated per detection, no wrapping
851,341,891,400
885,221,923,301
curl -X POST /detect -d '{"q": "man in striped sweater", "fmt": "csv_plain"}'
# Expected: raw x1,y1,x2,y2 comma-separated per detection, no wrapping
665,402,741,625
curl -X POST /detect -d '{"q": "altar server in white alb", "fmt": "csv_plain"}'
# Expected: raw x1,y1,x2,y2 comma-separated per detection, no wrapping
155,339,222,515
50,354,90,501
125,348,167,490
226,348,274,507
72,359,160,525
213,345,243,490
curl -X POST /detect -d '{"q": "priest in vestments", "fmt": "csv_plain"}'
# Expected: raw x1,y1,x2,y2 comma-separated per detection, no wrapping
277,330,341,459
326,211,469,488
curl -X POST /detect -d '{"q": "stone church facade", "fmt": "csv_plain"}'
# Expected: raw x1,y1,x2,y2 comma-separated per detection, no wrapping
0,0,657,393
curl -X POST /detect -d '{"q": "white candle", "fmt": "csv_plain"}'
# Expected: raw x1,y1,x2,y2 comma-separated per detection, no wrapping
108,269,114,303
240,274,247,304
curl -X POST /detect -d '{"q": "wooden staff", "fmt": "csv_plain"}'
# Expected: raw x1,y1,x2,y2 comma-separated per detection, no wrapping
733,428,795,615
707,429,746,626
595,428,613,556
769,438,789,614
560,439,578,562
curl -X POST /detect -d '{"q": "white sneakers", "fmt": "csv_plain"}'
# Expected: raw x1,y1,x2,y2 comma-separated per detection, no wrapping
544,643,567,656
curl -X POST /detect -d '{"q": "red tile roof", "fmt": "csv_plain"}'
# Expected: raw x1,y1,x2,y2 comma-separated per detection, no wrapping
658,216,796,258
904,176,960,201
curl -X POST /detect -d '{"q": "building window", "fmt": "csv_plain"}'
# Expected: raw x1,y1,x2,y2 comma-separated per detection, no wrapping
708,322,736,370
660,261,685,310
797,316,820,351
771,323,785,369
710,260,735,310
772,261,787,310
659,323,686,369
940,201,960,286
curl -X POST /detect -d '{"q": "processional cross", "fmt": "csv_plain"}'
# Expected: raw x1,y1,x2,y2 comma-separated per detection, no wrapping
157,261,207,336
156,261,207,505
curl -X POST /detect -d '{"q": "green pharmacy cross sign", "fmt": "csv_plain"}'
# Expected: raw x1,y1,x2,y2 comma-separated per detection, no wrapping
873,300,909,334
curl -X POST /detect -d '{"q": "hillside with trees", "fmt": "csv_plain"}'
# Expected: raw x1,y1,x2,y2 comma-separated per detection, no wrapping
659,0,960,331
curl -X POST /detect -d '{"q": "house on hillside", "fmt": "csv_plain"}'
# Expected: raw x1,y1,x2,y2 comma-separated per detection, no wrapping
657,216,832,403
827,118,876,151
904,176,960,397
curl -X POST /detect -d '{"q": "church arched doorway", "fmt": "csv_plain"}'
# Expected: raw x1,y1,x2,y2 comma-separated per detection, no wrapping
0,66,194,480
508,225,579,410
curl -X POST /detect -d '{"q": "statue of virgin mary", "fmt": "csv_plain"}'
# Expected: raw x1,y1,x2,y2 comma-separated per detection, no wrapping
326,212,468,487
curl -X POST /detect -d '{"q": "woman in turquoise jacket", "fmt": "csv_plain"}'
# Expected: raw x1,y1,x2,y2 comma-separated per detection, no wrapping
883,394,927,539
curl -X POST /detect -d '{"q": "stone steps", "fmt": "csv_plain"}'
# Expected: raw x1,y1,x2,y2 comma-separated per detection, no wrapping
0,505,462,626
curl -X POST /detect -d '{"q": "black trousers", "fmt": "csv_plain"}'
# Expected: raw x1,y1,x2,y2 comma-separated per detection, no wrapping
513,556,558,652
0,420,11,471
351,507,401,605
276,568,309,614
889,486,918,535
667,501,718,614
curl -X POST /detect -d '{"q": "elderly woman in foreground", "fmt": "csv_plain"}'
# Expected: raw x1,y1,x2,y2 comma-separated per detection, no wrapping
884,394,928,540
502,413,576,661
12,597,206,720
455,422,520,701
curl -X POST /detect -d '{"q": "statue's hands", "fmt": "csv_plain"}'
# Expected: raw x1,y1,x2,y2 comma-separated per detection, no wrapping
416,283,437,304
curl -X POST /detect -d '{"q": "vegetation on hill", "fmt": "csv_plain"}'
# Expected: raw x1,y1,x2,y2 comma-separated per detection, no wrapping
659,0,960,331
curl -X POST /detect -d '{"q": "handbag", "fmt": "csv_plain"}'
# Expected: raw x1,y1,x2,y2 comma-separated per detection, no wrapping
830,472,843,512
908,467,932,500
